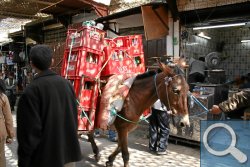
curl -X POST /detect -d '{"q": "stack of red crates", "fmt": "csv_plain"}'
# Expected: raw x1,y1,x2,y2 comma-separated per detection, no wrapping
62,26,147,131
61,26,105,131
101,35,145,76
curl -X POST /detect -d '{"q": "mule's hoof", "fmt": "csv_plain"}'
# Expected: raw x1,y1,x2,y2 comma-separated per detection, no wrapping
94,154,100,162
106,161,113,167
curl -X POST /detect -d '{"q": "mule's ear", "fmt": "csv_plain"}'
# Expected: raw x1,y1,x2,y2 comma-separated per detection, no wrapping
158,62,175,76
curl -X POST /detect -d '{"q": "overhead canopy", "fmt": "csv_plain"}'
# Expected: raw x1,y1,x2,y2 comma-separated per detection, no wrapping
0,0,108,20
0,0,55,20
0,0,108,44
180,1,250,27
0,0,53,44
40,0,108,17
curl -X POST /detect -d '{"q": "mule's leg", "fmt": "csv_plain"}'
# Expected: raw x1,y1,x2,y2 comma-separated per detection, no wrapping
87,132,100,161
106,128,130,167
106,145,121,167
119,130,129,167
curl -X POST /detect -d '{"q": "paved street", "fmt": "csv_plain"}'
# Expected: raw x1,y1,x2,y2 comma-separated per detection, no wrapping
6,112,200,167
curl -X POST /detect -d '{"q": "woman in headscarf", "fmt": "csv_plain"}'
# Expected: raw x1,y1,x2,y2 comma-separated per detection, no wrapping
0,79,15,167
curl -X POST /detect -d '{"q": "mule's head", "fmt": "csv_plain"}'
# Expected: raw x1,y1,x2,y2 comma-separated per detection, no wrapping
158,62,190,127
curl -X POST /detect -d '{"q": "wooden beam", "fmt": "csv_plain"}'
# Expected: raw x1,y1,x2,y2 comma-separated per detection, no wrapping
78,0,108,16
166,0,179,21
26,0,56,6
0,11,39,19
79,0,108,8
40,0,87,15
40,0,64,12
93,5,108,17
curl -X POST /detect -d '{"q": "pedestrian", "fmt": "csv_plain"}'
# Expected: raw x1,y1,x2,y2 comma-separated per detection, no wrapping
188,56,206,91
23,71,33,88
16,45,82,167
239,73,250,89
108,129,118,142
5,72,17,111
210,89,250,114
149,99,170,155
0,79,15,167
0,73,5,80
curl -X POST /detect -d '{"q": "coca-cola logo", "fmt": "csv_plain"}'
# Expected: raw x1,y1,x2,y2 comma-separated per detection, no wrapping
117,66,131,73
89,31,101,41
68,65,75,71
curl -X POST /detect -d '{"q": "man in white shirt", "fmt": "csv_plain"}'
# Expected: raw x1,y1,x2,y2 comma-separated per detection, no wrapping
149,99,170,155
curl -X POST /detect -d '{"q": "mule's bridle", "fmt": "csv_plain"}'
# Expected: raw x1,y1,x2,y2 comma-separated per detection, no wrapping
154,73,182,115
154,73,171,112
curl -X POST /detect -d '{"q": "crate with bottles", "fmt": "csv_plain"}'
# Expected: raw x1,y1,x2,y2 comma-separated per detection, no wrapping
68,77,99,131
61,47,104,79
65,21,106,52
101,35,145,76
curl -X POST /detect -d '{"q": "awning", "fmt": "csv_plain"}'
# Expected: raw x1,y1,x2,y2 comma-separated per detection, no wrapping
180,1,250,27
40,0,108,17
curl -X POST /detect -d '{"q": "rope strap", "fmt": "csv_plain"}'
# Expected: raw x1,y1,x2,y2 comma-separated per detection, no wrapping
110,108,149,124
76,100,92,126
187,92,225,120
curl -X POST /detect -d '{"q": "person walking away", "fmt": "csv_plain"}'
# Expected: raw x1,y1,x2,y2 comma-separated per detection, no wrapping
5,72,17,111
23,71,33,89
188,57,206,91
149,99,170,155
0,79,15,167
0,73,5,80
16,45,82,167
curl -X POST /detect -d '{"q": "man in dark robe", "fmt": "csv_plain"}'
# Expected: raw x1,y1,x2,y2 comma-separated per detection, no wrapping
17,45,82,167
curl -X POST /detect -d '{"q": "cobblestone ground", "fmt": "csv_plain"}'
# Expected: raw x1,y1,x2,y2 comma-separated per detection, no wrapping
6,112,200,167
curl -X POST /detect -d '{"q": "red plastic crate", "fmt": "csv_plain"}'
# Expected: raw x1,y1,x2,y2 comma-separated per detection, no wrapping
101,47,137,76
133,53,146,74
128,35,143,54
110,36,129,48
69,78,98,131
111,35,143,54
101,47,146,76
77,108,96,131
61,48,103,78
70,78,99,110
65,26,105,52
78,111,88,131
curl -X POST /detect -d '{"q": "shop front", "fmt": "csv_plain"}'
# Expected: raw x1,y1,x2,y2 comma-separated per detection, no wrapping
169,1,250,143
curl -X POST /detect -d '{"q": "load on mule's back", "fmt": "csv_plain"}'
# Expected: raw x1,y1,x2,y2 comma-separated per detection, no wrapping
61,28,145,131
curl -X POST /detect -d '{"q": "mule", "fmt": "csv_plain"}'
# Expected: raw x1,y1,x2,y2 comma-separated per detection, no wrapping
86,62,190,167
